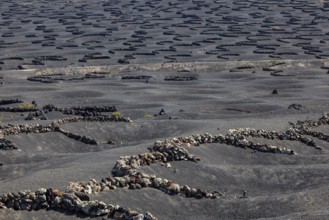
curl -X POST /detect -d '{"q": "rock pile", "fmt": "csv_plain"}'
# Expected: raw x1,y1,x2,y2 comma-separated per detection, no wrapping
1,124,52,136
79,53,110,63
226,128,317,151
66,128,320,200
18,103,126,121
293,112,329,130
58,128,98,145
0,107,37,112
1,105,327,154
51,115,132,125
43,104,118,117
0,99,22,105
0,188,157,219
61,137,216,199
300,130,329,144
164,75,198,81
67,172,221,200
0,138,17,150
121,75,152,80
112,144,199,177
0,115,131,150
0,101,131,150
64,134,222,200
84,73,106,79
27,75,59,83
288,113,329,147
35,55,67,62
152,122,327,153
1,104,328,215
155,132,295,155
25,110,48,120
0,99,36,112
27,73,107,83
3,113,329,217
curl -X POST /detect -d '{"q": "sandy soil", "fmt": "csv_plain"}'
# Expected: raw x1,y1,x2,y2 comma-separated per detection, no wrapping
0,0,329,220
1,59,329,219
0,0,329,70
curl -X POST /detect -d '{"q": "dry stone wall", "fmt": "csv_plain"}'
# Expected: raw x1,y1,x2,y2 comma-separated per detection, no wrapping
1,98,329,218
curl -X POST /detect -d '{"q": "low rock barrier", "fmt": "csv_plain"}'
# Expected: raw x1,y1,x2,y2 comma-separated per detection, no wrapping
0,188,157,219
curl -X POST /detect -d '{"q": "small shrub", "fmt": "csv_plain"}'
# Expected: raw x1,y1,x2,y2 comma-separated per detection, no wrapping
18,103,36,109
112,111,121,118
144,113,154,118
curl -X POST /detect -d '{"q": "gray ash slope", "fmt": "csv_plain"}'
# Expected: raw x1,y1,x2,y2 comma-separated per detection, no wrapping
0,0,329,219
0,60,329,219
0,0,329,70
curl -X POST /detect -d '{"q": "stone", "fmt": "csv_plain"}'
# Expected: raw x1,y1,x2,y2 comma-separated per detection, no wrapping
130,159,140,169
112,160,130,177
154,141,162,147
152,178,163,188
190,188,197,196
113,211,124,219
60,196,76,211
14,201,20,210
182,185,191,196
93,184,101,193
36,188,47,195
106,176,117,185
212,191,223,198
162,179,169,186
141,178,152,187
81,200,109,217
18,191,28,197
168,183,180,194
141,173,150,179
52,189,63,197
129,184,136,190
145,211,157,220
114,177,127,187
0,202,7,209
109,185,117,190
19,202,31,210
133,214,145,220
75,192,90,201
35,194,47,204
52,197,61,206
135,183,142,189
84,185,92,195
159,109,166,115
5,199,14,209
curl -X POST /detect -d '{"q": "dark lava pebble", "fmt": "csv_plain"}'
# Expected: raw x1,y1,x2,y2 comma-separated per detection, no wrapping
118,59,130,64
288,103,303,110
34,56,67,61
0,99,23,105
0,139,17,150
164,76,198,81
121,75,152,80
